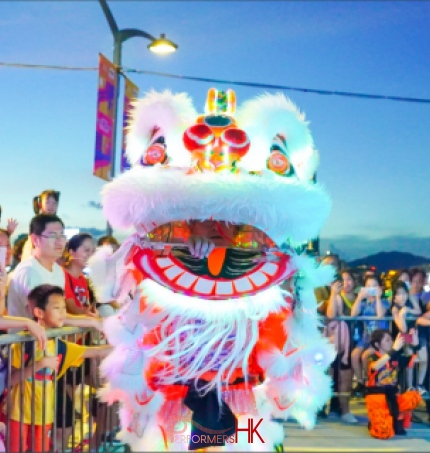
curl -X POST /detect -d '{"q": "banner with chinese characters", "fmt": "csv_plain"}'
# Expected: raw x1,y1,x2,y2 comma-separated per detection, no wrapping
120,76,139,172
93,54,117,180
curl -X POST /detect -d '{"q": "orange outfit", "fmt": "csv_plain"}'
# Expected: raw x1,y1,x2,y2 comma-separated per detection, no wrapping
365,390,421,439
9,421,51,453
366,351,421,439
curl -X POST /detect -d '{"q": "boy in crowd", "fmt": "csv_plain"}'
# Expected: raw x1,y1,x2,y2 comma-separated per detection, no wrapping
8,284,111,452
365,329,421,439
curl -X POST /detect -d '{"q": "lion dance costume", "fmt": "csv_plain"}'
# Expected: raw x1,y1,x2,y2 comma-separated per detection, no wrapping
89,88,336,451
366,350,421,439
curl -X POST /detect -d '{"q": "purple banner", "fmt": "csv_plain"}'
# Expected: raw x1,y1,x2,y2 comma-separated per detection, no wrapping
93,54,117,180
120,77,139,172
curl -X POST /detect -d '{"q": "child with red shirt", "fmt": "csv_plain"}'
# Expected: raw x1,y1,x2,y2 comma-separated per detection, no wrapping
63,233,96,315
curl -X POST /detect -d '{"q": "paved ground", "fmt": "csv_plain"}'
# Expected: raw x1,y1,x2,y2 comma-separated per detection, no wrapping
283,398,430,452
73,396,430,452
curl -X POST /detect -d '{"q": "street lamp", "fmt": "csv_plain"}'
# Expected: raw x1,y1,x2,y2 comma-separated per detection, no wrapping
98,0,178,235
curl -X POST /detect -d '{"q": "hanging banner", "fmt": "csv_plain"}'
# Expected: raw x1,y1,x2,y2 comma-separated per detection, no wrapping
120,77,139,172
93,54,118,180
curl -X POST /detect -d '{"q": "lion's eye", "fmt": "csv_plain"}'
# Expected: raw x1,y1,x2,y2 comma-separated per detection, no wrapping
141,144,167,166
267,151,294,176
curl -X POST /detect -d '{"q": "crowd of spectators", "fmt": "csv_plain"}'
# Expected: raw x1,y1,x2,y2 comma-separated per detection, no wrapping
316,253,430,432
0,189,120,451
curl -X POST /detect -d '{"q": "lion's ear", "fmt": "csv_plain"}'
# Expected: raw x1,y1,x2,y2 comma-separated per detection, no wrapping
236,93,317,178
126,90,198,167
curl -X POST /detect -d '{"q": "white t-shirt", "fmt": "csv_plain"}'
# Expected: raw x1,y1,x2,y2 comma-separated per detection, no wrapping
20,238,34,262
7,256,65,319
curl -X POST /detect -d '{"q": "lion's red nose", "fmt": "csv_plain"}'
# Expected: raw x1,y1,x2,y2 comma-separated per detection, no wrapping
220,128,250,158
183,124,215,152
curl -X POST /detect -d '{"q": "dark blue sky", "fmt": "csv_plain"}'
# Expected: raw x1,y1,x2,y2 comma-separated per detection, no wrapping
1,1,429,259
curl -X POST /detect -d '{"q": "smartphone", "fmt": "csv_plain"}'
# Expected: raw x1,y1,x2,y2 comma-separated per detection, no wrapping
401,333,413,344
0,246,7,269
366,287,377,297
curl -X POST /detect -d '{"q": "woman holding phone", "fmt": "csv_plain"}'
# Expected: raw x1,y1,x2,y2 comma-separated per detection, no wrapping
392,281,428,397
350,275,390,396
326,269,358,423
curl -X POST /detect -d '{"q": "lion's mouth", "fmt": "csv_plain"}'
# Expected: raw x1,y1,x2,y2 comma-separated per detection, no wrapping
132,221,297,300
172,248,259,279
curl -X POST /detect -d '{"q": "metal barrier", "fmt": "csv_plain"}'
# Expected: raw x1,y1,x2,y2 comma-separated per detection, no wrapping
0,327,123,453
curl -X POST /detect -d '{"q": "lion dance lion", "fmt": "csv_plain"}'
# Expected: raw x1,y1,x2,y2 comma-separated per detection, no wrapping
89,88,336,451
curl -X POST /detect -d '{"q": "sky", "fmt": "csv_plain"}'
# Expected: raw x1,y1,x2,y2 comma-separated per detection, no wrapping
0,1,429,260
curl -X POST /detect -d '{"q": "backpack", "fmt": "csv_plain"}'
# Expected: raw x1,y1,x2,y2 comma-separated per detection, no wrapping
0,339,67,402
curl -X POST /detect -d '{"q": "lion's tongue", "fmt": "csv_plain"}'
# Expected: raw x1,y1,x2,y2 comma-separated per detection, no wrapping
207,247,226,277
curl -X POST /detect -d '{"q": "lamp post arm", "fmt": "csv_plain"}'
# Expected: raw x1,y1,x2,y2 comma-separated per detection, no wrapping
118,28,156,44
115,30,156,66
98,0,119,36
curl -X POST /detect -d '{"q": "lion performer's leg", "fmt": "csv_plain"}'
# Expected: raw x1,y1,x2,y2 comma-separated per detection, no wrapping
365,393,394,439
397,390,421,428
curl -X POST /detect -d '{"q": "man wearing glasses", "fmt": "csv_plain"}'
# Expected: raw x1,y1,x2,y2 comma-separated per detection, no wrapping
8,214,101,332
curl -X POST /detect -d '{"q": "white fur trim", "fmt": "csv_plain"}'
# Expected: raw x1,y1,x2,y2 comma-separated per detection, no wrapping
237,93,318,180
100,346,147,395
126,90,197,167
257,348,298,379
103,314,145,347
253,382,274,420
128,416,169,452
87,245,115,303
102,167,330,245
291,254,335,289
140,278,289,321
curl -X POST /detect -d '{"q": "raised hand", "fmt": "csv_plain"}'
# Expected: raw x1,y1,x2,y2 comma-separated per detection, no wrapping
38,355,60,372
331,280,342,295
26,320,48,350
6,218,18,235
187,236,215,259
393,333,405,351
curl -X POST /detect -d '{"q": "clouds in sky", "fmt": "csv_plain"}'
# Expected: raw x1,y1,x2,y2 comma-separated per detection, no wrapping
88,201,102,210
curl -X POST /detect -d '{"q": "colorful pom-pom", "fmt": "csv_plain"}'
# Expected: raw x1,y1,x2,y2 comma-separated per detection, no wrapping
183,124,215,152
220,128,250,158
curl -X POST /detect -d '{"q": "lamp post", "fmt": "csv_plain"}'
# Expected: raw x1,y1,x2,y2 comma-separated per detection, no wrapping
98,0,178,235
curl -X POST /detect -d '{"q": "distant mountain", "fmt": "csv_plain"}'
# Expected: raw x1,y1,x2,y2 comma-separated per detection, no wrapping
347,251,430,273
